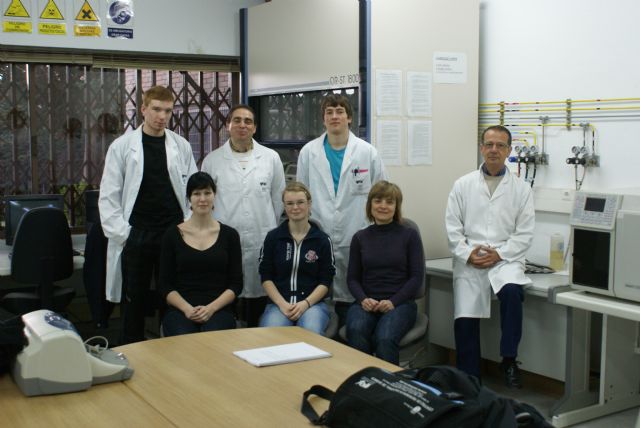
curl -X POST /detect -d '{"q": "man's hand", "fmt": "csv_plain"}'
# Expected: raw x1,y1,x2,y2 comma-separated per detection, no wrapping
467,245,502,269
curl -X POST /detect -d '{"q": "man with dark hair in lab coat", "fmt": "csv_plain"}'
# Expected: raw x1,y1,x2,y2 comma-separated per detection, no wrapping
445,125,535,388
201,104,285,328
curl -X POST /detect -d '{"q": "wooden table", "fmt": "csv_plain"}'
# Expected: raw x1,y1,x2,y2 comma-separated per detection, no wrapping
0,375,172,427
1,327,398,427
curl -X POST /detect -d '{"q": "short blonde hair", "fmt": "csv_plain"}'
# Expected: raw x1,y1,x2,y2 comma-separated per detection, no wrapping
365,180,403,223
282,181,312,203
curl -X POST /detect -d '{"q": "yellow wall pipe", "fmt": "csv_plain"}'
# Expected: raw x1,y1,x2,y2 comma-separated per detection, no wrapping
480,97,640,107
479,105,640,114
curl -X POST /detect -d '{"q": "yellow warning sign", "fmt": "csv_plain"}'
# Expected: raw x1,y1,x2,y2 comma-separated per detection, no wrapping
75,1,97,21
3,21,33,33
40,0,64,20
38,22,66,34
74,24,100,36
4,0,30,18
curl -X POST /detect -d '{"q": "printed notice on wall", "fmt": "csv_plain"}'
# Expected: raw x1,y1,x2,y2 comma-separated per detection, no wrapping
73,0,100,36
407,120,432,166
376,120,402,166
406,71,432,117
433,52,467,84
37,0,66,35
375,69,402,116
3,0,33,33
106,0,133,39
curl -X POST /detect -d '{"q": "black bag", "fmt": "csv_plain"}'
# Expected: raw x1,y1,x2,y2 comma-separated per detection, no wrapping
301,366,504,428
301,365,551,428
409,366,551,428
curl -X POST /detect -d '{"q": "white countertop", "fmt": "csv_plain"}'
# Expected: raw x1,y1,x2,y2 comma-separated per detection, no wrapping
426,257,569,298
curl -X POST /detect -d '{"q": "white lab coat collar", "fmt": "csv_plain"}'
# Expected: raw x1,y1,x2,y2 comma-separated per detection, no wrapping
220,138,267,176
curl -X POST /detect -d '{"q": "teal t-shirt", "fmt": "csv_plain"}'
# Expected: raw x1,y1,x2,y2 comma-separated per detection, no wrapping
323,135,345,195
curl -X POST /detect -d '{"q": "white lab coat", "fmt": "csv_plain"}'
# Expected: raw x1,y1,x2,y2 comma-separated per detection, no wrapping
297,131,386,302
99,126,197,303
200,140,285,298
445,165,535,319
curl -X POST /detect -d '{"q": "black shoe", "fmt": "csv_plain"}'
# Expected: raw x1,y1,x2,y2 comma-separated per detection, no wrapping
500,360,523,389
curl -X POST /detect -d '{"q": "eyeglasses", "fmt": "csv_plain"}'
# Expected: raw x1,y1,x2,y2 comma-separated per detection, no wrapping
481,142,510,150
284,200,308,208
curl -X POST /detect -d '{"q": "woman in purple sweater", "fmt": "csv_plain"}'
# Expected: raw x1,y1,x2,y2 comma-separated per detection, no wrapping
346,181,425,364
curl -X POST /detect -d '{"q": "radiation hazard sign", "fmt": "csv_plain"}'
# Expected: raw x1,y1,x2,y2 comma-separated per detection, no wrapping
75,0,97,21
4,0,30,17
39,0,64,20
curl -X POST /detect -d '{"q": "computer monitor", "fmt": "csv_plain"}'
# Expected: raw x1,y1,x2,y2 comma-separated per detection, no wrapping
4,194,65,245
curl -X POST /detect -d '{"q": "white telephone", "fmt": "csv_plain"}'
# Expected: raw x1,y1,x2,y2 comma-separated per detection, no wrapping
12,310,134,396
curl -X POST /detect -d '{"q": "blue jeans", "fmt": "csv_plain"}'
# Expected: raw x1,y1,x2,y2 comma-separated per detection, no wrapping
346,301,417,365
162,307,236,337
259,302,329,336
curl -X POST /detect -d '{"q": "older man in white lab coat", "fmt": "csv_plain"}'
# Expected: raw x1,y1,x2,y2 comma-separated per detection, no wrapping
297,94,386,326
99,86,197,344
201,104,285,327
445,125,534,388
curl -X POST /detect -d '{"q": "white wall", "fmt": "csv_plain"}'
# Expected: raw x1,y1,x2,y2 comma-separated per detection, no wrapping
480,0,640,265
372,0,479,259
0,0,263,56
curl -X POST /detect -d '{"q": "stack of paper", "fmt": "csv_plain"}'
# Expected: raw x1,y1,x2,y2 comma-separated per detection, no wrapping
233,342,331,367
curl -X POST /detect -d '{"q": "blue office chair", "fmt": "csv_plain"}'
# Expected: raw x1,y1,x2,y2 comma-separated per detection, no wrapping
1,207,75,315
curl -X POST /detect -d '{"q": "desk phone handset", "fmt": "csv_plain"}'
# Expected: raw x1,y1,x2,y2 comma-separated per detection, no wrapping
12,310,134,396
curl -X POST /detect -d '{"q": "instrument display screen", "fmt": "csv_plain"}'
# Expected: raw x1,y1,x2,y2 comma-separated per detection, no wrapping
584,197,606,212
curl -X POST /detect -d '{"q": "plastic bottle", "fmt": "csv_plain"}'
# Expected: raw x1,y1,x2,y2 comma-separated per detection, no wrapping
549,233,564,271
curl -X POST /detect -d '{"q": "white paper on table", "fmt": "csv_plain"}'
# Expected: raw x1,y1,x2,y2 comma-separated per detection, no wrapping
233,342,331,367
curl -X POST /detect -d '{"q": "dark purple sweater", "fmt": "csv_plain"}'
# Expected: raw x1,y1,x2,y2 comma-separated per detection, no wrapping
347,221,425,306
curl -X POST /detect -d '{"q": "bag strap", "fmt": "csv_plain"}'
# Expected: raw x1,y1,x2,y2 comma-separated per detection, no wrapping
301,384,335,425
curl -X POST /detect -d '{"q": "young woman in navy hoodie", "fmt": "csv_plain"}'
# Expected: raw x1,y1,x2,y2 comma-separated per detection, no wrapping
258,182,335,335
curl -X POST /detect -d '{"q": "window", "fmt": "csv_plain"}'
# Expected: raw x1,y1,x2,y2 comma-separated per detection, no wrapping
252,88,360,145
0,64,238,231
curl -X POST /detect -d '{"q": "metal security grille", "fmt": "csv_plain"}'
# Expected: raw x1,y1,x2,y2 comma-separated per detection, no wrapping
0,64,237,231
256,88,359,144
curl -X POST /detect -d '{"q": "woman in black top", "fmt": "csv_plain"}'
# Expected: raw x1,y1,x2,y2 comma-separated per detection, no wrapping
160,172,242,336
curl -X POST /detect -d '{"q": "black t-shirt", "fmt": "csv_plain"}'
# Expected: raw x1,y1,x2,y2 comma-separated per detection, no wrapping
130,131,183,230
159,224,243,307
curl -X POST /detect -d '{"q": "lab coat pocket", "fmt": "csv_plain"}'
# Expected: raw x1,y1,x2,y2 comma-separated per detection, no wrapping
349,167,371,195
256,175,271,194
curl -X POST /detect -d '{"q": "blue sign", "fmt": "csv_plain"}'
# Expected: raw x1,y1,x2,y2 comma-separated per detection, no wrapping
108,27,133,39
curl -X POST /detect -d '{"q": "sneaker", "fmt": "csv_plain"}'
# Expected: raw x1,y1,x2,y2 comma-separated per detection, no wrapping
500,360,523,389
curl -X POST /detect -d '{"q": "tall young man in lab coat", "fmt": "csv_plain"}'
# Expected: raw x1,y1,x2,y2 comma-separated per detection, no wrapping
99,86,197,344
201,105,285,327
297,95,386,326
445,125,535,388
